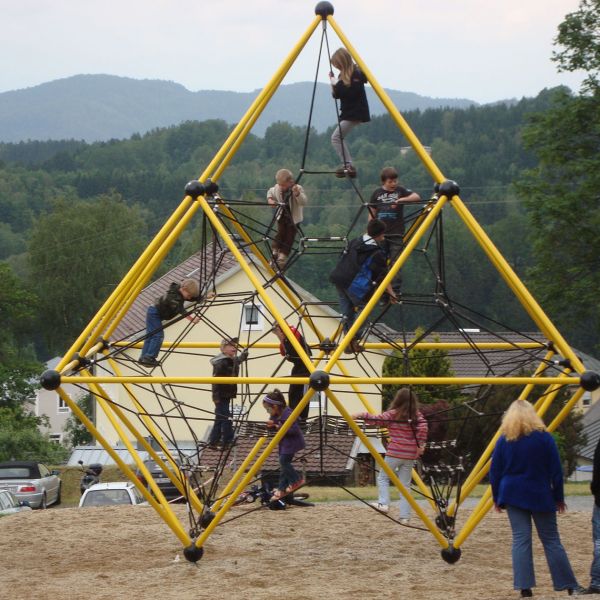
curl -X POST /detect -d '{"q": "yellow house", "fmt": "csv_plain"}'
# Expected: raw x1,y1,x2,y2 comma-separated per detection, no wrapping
95,245,386,447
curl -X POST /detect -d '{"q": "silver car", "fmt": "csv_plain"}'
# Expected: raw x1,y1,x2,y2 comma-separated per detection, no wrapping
0,461,61,509
0,489,33,515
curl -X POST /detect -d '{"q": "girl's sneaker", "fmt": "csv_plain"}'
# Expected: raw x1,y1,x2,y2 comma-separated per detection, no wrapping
285,478,305,494
369,502,389,513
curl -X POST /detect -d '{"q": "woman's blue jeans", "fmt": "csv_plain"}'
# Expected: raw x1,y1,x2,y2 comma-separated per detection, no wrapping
506,505,578,591
590,503,600,587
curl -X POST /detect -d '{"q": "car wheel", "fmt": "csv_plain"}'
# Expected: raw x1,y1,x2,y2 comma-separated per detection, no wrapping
39,493,47,510
54,484,62,506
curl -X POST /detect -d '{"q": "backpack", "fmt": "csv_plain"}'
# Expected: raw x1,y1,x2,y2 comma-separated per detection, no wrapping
348,253,377,301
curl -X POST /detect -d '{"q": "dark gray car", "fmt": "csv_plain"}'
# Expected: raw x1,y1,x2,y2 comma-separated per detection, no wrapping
0,461,61,509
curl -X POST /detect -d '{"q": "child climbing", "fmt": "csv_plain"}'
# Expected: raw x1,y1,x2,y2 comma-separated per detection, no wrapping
352,388,428,522
266,168,308,271
263,389,306,500
329,47,370,178
139,278,200,367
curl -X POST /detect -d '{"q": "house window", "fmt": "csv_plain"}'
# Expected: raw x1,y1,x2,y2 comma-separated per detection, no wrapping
582,392,592,407
241,301,264,331
49,433,62,444
57,395,70,413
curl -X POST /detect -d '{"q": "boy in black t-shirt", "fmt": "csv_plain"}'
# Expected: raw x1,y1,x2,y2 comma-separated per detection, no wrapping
368,166,421,266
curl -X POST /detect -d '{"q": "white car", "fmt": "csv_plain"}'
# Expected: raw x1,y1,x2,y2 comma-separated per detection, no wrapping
0,489,33,516
79,482,148,507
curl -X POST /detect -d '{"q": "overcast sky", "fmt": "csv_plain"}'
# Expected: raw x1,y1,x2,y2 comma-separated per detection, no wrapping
2,0,585,103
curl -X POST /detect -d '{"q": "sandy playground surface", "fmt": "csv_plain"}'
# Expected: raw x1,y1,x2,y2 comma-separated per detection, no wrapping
0,501,595,600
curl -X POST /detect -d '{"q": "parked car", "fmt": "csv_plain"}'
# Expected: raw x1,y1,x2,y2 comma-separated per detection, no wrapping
0,489,33,516
136,456,199,503
0,461,61,509
79,482,148,507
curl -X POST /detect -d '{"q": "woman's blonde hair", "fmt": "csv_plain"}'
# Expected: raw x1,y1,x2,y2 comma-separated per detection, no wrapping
501,399,546,441
331,48,354,87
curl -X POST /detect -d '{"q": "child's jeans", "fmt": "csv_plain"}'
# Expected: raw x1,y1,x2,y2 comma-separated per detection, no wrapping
140,305,164,359
377,455,414,519
278,453,301,491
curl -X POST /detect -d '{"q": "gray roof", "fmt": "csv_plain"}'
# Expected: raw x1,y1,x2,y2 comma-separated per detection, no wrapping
580,400,600,460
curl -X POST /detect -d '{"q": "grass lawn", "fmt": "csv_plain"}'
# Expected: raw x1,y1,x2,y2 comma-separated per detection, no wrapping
53,464,592,508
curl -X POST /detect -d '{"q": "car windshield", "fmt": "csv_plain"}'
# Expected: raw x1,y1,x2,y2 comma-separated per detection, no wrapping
82,489,132,506
0,467,36,479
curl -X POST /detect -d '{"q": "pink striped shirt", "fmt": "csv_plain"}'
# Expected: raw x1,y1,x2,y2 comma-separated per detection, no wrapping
357,409,428,459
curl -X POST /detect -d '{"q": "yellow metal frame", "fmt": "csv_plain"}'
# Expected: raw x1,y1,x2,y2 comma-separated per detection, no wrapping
44,9,592,563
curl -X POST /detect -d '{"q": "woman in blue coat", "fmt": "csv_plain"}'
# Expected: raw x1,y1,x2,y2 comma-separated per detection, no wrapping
490,399,583,597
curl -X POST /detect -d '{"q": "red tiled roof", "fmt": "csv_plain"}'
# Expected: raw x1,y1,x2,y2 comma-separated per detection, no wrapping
198,417,357,476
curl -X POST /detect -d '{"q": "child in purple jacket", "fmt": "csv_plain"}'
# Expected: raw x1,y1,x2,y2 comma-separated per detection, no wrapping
263,389,305,500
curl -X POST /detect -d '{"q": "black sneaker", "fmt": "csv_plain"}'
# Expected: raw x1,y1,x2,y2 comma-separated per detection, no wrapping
139,356,160,367
520,590,533,598
569,587,588,596
585,587,600,595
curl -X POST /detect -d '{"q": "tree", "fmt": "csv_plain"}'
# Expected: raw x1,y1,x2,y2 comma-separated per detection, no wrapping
517,0,600,353
28,192,149,354
381,328,463,407
63,394,94,447
553,0,600,93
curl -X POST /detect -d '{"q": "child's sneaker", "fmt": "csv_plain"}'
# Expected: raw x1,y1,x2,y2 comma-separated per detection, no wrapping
285,478,305,494
139,356,160,367
269,489,283,502
370,502,389,513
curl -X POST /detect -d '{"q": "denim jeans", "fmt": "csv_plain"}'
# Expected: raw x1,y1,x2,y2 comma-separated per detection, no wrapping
335,285,367,339
377,455,414,519
590,503,600,587
140,305,164,359
506,505,579,591
278,453,301,491
208,399,233,445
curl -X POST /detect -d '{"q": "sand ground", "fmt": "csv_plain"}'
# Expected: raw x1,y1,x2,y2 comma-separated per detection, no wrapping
0,501,594,600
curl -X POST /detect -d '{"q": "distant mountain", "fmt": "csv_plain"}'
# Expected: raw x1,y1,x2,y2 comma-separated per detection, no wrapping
0,74,478,143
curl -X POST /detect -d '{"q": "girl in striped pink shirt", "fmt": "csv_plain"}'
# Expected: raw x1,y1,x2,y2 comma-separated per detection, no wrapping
353,388,428,521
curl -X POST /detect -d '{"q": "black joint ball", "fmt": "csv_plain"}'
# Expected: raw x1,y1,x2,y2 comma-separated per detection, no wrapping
309,370,330,391
200,511,215,528
184,180,206,199
441,545,462,564
40,369,61,391
438,179,460,199
433,182,440,194
183,544,204,563
203,179,219,196
315,1,334,17
580,371,600,392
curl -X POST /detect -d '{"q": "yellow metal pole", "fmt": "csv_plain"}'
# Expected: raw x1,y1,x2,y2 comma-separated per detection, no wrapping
99,357,206,513
56,387,190,545
450,197,584,373
190,388,315,549
86,380,191,526
210,437,267,512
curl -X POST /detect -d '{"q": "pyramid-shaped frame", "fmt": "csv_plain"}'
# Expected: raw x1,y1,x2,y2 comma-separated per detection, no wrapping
40,2,600,563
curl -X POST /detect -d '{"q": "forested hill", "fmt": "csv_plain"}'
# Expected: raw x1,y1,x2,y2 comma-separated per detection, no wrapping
0,85,590,356
0,74,477,142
